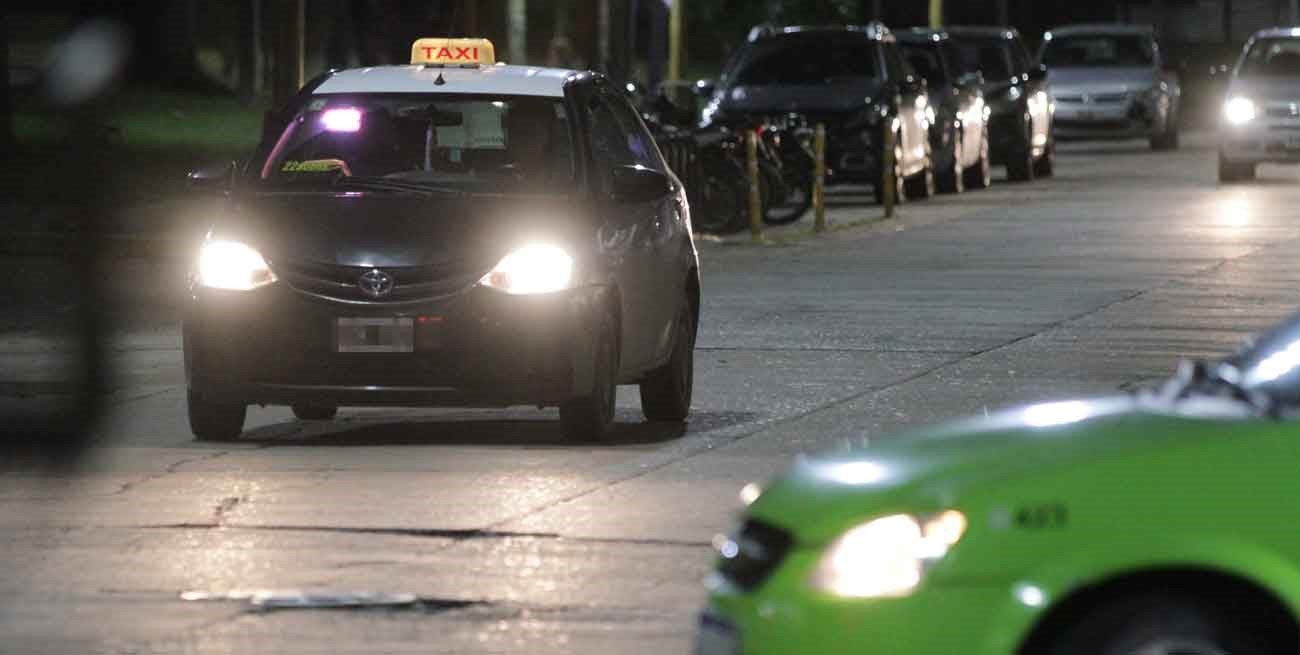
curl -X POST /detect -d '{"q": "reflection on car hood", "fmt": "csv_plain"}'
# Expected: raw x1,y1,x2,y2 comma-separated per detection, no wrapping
718,79,883,114
747,394,1259,545
1228,79,1300,102
214,192,583,269
1046,66,1157,93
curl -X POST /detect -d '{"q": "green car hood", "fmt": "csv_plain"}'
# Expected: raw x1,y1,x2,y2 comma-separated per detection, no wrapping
747,394,1262,545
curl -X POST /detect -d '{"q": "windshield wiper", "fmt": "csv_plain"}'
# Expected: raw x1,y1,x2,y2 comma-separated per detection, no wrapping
331,177,464,196
1159,359,1278,418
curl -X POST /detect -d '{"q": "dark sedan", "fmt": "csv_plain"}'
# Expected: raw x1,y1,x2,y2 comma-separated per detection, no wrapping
183,63,700,443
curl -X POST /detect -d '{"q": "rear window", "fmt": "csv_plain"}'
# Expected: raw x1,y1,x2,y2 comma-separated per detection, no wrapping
1238,38,1300,78
1041,34,1154,68
728,36,881,85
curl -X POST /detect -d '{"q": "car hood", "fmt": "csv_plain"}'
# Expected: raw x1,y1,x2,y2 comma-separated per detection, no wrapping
717,79,883,114
746,394,1259,545
214,191,584,269
1047,67,1156,93
1227,78,1300,102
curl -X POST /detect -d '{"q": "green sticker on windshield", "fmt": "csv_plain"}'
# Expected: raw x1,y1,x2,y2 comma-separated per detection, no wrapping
282,159,350,174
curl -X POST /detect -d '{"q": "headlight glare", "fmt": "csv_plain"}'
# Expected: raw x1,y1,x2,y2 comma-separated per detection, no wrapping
810,511,967,598
197,240,276,291
480,244,574,295
1224,96,1257,125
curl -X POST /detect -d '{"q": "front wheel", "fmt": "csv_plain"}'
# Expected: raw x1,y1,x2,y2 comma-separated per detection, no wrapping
188,390,246,442
904,156,936,200
560,307,618,442
874,134,907,206
763,175,812,225
1047,594,1273,655
1033,136,1055,178
937,134,965,194
1006,117,1036,182
639,305,696,421
964,126,993,189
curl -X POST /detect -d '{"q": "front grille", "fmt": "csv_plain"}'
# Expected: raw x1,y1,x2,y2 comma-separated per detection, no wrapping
1265,105,1300,119
717,519,793,591
271,258,488,303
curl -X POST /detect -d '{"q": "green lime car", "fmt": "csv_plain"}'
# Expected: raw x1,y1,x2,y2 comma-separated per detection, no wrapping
701,314,1300,654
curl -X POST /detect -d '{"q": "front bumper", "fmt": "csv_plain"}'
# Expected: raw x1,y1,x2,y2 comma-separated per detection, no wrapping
183,281,606,408
699,549,1037,655
1051,96,1164,140
1220,122,1300,165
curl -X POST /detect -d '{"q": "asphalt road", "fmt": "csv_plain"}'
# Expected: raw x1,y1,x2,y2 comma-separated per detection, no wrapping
5,133,1300,654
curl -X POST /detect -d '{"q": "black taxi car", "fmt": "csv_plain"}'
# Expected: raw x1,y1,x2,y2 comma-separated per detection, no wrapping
184,39,701,442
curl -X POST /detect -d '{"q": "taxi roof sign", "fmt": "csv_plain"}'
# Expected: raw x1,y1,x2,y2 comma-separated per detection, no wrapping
411,38,495,67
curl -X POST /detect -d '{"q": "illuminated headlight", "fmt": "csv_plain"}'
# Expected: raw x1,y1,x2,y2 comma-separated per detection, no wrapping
1006,86,1023,103
1223,97,1257,125
197,240,276,291
480,244,574,295
809,511,967,598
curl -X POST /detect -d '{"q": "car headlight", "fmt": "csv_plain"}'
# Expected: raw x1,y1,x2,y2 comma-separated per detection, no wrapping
480,244,574,295
809,511,967,598
1006,86,1023,103
1224,96,1257,125
196,239,276,291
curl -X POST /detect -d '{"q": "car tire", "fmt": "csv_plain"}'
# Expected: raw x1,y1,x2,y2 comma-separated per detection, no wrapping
964,126,993,190
874,133,907,206
560,306,618,442
1033,137,1055,178
1047,593,1272,655
1218,153,1255,183
938,134,965,194
904,155,935,200
188,389,246,442
639,304,695,422
292,404,338,421
1006,117,1036,182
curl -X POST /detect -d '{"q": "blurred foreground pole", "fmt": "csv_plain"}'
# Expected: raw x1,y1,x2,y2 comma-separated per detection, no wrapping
747,130,763,243
668,0,682,81
928,0,942,28
271,0,304,108
509,0,527,64
813,123,826,232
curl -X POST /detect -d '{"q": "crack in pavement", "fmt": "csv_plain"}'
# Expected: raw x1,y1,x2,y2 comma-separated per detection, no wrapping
110,449,237,497
131,522,712,549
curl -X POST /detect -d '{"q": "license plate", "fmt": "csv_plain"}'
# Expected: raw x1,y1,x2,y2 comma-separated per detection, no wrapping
335,317,414,353
695,613,739,655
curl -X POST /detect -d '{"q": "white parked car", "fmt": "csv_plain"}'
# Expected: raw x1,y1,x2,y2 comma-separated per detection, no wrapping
1219,27,1300,182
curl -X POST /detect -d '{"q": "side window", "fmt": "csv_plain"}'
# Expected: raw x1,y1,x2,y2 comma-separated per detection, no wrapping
587,93,663,191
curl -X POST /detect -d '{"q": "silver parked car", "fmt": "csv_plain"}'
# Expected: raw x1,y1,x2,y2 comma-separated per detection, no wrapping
1039,24,1181,150
1219,27,1300,182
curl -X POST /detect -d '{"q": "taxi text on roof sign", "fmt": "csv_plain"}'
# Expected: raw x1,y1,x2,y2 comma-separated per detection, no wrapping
410,38,496,66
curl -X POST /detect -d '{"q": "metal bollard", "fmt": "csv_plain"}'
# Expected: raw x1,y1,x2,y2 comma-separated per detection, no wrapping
883,127,896,219
747,129,763,242
813,122,827,233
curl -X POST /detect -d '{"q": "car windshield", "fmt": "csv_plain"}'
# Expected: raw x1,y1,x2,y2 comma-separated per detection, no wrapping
257,93,574,193
948,38,1013,81
728,35,880,85
1238,38,1300,78
900,43,949,84
1041,34,1154,68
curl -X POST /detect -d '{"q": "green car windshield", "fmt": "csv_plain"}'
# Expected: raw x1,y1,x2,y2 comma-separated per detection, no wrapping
257,93,575,192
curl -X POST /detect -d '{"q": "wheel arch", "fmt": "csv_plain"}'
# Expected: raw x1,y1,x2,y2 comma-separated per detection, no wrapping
1016,565,1300,653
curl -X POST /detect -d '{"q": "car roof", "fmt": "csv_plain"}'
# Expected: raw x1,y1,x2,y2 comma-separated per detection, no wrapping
1250,26,1300,40
1045,23,1155,38
747,23,892,43
897,28,949,44
941,26,1020,40
313,64,578,98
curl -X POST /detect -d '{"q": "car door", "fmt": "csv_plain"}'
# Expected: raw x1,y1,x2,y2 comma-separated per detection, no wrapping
585,89,671,375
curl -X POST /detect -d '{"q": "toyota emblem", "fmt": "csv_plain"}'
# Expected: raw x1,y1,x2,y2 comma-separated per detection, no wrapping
358,269,395,298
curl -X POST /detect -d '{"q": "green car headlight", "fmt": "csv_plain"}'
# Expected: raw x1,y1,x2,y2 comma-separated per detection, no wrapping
809,510,966,598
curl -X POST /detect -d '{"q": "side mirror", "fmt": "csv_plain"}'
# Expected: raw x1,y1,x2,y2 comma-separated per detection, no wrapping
188,161,236,193
610,165,671,203
693,78,716,97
